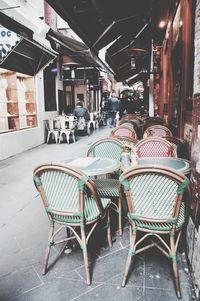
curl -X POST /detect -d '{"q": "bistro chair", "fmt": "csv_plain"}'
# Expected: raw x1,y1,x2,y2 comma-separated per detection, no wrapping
33,163,112,285
135,137,177,158
46,118,60,144
143,124,173,138
109,125,138,144
87,137,124,236
119,166,190,298
87,112,99,132
58,116,76,144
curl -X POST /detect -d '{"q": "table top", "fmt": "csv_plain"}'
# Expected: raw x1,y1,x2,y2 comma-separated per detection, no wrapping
122,157,191,175
63,157,121,176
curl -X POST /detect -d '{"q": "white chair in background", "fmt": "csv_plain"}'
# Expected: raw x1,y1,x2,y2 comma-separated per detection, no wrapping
46,118,60,144
58,116,76,144
87,112,99,132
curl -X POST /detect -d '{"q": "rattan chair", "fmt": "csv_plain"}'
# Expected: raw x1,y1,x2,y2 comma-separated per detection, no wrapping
119,166,190,298
135,137,177,158
33,163,112,285
87,137,124,235
143,125,173,138
110,125,137,143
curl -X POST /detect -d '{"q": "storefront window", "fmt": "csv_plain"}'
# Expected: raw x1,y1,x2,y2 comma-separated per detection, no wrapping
0,68,37,132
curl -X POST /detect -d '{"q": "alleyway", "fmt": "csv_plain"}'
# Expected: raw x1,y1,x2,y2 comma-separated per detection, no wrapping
0,126,193,301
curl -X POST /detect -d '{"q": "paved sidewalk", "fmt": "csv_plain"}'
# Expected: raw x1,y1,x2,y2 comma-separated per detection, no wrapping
0,127,193,300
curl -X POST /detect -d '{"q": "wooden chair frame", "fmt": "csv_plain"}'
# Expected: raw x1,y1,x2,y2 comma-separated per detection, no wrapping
33,163,112,285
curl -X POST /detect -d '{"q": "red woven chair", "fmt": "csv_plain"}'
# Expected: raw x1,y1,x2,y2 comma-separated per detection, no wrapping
109,125,137,143
135,137,177,158
143,125,173,138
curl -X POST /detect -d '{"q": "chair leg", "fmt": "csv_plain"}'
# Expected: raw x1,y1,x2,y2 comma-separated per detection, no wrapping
72,131,76,143
47,132,51,144
80,226,91,285
121,226,137,287
118,197,122,236
43,222,55,275
107,209,112,247
170,234,181,298
59,132,63,143
66,133,70,144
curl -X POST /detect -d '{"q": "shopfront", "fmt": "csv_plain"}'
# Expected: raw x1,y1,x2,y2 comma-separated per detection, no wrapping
0,9,57,160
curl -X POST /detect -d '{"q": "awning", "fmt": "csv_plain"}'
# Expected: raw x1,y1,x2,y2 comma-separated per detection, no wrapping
46,0,176,81
0,37,57,76
47,29,114,74
47,29,98,67
0,11,57,75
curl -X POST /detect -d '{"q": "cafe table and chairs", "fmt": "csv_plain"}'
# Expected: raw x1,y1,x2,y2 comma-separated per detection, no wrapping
33,163,112,285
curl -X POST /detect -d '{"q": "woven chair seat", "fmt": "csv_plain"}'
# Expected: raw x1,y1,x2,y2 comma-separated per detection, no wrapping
51,197,110,223
94,178,119,197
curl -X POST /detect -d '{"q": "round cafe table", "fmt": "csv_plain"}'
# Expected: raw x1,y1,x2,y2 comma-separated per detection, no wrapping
62,157,121,176
122,157,191,176
137,157,191,175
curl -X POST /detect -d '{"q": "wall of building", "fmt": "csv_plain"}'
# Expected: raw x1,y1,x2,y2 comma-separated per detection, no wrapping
187,0,200,298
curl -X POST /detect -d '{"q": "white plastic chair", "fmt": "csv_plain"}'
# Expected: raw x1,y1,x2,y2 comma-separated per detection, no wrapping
58,116,76,144
46,119,60,144
87,112,99,132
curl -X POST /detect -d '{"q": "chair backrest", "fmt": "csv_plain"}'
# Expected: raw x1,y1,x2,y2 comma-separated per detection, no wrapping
109,125,137,142
114,136,136,149
89,113,95,121
143,125,173,138
47,118,59,131
86,137,123,162
135,137,177,157
33,163,104,220
119,166,190,226
58,116,67,130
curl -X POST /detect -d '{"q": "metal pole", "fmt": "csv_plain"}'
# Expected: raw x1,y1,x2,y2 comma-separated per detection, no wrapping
149,40,154,117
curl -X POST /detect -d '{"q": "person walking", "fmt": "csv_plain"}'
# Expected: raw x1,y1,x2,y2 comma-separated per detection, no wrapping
107,91,119,128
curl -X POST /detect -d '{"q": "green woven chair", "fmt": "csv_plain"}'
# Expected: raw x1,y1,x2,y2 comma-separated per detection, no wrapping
33,163,112,285
86,137,124,236
86,137,123,162
119,166,190,298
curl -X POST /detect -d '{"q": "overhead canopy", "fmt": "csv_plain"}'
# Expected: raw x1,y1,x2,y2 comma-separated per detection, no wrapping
46,0,177,81
47,29,98,67
0,12,57,75
0,37,57,76
47,28,114,74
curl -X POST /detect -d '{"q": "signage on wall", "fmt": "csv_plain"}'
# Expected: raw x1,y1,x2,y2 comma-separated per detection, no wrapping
0,27,19,60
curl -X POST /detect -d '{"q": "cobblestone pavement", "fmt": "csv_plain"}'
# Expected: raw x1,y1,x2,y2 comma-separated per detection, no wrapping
0,126,193,300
